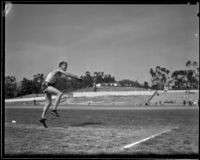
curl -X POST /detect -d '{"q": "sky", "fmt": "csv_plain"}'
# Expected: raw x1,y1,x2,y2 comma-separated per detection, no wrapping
5,4,199,83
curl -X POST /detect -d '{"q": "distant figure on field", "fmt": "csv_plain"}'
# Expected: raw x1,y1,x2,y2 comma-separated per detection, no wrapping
93,82,97,92
39,61,82,128
33,99,36,105
188,100,193,106
183,100,186,106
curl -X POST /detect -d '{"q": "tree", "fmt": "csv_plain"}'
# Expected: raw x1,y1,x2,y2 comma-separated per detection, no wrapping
5,76,17,98
192,61,198,68
134,80,142,88
20,78,34,95
186,60,191,67
119,79,133,87
118,79,142,87
170,61,199,90
143,81,149,89
82,71,94,87
186,61,199,89
93,71,116,84
149,66,170,90
93,72,103,84
171,70,187,89
32,73,45,94
185,61,199,89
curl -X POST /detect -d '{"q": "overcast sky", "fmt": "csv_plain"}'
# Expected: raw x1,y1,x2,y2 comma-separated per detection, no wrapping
5,4,199,83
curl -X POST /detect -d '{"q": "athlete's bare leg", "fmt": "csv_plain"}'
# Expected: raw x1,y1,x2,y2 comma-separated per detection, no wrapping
39,92,52,128
44,86,63,117
41,93,52,119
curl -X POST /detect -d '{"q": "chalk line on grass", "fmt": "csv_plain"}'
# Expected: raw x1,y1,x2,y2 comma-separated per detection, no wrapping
122,126,179,149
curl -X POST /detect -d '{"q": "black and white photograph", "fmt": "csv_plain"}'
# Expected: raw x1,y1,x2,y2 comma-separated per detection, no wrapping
3,2,199,158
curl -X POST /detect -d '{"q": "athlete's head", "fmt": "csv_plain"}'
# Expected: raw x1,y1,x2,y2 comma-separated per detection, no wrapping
59,61,68,71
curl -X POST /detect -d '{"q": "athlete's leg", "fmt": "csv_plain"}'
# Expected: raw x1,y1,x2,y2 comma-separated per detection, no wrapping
45,86,63,116
39,92,51,128
41,92,52,119
53,92,63,111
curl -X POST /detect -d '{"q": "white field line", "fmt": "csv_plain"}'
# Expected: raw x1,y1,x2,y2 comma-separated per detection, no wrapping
122,127,179,149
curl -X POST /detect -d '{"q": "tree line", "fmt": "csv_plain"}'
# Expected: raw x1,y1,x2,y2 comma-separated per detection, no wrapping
5,60,199,98
5,71,116,98
149,60,199,90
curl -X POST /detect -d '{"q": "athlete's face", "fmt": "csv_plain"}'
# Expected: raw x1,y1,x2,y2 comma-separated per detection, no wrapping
61,63,67,71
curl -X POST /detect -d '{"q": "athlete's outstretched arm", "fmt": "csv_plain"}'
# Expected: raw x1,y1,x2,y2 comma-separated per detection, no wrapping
55,69,81,80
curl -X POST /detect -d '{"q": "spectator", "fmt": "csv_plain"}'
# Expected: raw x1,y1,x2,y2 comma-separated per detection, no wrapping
188,100,192,106
183,100,186,106
93,82,97,92
33,99,36,105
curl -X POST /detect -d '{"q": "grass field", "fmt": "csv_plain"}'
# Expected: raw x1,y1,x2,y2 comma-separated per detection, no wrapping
4,105,199,158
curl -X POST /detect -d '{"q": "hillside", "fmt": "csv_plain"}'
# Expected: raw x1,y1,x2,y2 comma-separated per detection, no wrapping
71,86,148,93
37,95,150,106
14,87,147,99
150,90,199,105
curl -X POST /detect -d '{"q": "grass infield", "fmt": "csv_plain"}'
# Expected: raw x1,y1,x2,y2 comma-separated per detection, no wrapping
4,105,199,157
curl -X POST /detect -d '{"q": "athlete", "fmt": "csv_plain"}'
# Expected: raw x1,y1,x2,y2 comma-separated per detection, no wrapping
39,61,82,128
